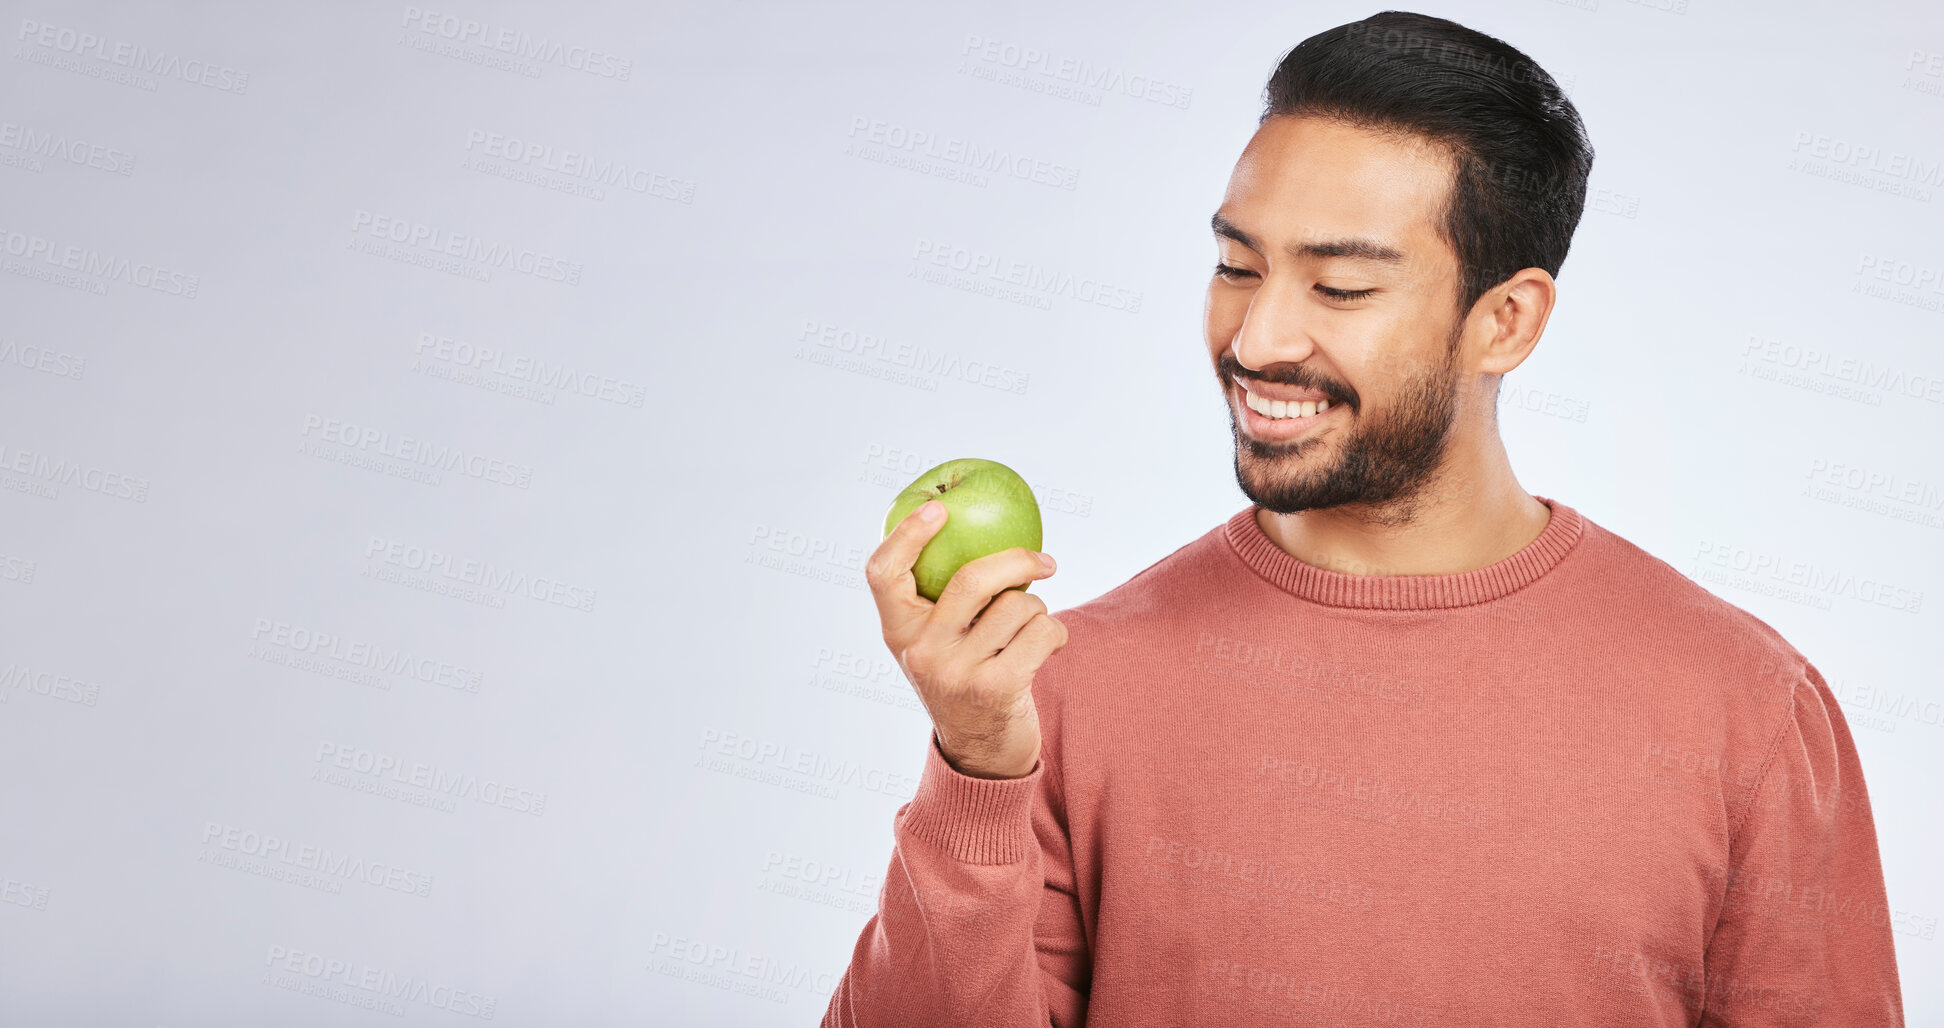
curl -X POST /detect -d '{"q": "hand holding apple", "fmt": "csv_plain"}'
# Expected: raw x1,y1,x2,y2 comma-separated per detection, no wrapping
866,459,1066,780
882,458,1044,601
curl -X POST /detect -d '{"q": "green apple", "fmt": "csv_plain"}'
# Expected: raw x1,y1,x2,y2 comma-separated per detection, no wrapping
883,458,1044,602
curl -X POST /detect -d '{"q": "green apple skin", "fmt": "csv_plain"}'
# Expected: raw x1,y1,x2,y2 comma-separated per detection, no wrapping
883,458,1044,602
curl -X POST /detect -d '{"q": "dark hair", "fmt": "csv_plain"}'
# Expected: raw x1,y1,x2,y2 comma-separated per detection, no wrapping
1261,11,1594,316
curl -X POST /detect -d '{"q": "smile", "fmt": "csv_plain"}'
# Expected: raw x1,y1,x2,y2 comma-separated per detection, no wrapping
1233,376,1340,439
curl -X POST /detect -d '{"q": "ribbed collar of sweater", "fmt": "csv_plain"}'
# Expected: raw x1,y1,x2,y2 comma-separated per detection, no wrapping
1223,496,1586,610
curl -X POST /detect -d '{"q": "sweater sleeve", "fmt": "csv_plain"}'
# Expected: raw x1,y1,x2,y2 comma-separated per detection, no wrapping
820,733,1091,1027
1699,662,1904,1026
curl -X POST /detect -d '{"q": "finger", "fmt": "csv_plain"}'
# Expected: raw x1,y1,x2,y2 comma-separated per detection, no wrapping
961,588,1048,659
924,547,1055,645
988,613,1068,680
866,500,949,640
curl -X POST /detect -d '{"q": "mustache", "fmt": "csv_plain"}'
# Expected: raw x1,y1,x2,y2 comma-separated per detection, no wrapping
1216,354,1357,410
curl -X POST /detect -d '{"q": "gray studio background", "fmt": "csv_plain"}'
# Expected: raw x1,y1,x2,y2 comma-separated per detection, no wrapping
3,0,1941,1023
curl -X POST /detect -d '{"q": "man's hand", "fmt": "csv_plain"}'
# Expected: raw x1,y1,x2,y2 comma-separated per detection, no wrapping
866,500,1067,779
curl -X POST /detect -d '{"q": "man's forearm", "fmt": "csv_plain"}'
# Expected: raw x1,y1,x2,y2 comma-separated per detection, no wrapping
822,738,1067,1027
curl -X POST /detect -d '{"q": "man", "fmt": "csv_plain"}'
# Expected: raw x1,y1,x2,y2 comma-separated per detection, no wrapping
824,10,1904,1026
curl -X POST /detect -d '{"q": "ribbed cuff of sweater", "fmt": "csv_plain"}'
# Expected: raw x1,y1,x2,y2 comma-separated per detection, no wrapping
898,735,1042,865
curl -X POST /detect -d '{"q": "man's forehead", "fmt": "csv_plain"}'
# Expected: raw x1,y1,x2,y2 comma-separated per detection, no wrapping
1220,116,1453,254
1241,113,1455,179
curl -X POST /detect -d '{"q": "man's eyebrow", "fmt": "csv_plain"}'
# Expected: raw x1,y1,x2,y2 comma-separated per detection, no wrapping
1210,212,1406,265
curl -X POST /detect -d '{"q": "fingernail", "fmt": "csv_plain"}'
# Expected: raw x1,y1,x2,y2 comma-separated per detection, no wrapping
919,501,944,522
1037,552,1056,571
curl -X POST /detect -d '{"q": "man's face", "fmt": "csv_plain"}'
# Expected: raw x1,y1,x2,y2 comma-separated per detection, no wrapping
1206,114,1473,519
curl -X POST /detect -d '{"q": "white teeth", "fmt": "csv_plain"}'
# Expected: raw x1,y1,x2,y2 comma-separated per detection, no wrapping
1241,384,1328,420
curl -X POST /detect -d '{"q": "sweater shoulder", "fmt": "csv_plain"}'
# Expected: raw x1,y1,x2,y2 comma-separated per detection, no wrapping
1570,513,1811,696
1053,518,1233,632
1030,519,1232,710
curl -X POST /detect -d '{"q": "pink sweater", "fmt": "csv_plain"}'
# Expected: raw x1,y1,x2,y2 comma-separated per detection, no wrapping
821,498,1904,1027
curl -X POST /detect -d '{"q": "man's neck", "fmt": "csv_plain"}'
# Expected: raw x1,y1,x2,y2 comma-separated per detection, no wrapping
1253,449,1551,579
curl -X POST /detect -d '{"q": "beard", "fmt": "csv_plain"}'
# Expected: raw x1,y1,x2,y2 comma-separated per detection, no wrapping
1220,324,1463,525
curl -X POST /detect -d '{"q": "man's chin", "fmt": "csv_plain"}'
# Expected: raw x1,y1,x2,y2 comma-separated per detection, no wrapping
1235,461,1342,515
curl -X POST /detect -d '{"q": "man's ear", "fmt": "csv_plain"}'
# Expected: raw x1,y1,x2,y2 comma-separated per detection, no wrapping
1470,267,1556,376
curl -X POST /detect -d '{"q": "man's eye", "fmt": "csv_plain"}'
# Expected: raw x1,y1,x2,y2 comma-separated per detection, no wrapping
1212,262,1256,282
1316,285,1377,302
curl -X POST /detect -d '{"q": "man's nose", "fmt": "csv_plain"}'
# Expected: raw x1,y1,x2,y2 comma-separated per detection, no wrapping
1231,274,1320,372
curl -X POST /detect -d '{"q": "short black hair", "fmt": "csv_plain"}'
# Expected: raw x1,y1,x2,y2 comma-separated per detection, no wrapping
1261,11,1594,316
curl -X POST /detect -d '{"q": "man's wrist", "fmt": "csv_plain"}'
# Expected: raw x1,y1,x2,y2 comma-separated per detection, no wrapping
935,731,1037,780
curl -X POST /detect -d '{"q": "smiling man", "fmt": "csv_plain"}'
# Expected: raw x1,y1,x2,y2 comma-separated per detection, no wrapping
825,10,1904,1027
